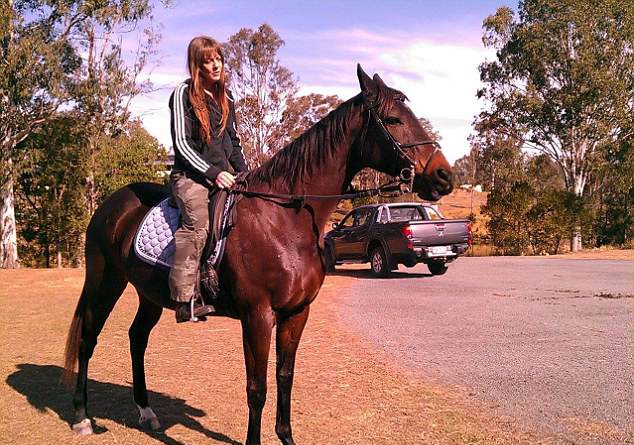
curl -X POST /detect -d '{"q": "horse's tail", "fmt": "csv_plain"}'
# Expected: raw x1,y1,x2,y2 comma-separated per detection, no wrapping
61,215,104,389
61,286,88,388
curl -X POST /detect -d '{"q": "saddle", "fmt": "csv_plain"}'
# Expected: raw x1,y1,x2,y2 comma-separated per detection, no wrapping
133,186,240,302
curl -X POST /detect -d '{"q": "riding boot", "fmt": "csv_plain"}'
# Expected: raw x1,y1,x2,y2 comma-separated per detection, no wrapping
174,299,216,323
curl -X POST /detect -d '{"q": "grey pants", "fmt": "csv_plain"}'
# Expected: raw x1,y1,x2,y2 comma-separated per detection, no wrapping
168,172,210,302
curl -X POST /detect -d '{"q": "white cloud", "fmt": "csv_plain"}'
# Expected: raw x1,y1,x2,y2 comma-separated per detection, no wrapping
128,91,172,151
128,71,189,151
376,41,494,162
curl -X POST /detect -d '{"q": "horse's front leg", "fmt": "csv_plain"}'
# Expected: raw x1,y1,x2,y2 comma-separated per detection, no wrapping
241,305,275,445
275,306,310,445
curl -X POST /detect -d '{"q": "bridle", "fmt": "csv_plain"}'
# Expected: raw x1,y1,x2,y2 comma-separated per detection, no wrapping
363,96,441,192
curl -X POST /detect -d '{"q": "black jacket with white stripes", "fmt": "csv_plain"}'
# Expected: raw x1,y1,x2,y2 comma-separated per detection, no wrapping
169,79,247,181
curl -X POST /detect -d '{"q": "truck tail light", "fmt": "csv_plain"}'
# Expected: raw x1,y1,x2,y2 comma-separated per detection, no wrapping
401,225,414,249
401,225,413,238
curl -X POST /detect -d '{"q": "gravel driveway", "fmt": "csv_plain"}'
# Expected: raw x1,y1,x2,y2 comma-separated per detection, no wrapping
335,257,634,445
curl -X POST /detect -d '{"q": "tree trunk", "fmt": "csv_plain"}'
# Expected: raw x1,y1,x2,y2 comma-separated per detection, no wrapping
569,174,586,252
570,227,582,252
1,161,19,268
86,143,97,215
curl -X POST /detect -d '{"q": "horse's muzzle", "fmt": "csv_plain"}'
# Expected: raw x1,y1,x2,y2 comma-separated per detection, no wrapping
435,168,453,195
414,167,454,201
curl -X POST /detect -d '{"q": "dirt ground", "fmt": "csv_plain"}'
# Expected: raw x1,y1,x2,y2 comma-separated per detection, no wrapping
549,248,634,260
2,268,561,445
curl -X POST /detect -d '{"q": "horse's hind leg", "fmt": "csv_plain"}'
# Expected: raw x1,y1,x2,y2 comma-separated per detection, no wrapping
275,306,310,445
129,294,163,431
67,248,128,435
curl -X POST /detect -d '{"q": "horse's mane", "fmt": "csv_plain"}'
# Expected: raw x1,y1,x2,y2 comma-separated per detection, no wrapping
245,85,404,192
245,97,356,191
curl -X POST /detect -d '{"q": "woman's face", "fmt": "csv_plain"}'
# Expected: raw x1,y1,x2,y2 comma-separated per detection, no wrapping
201,52,223,84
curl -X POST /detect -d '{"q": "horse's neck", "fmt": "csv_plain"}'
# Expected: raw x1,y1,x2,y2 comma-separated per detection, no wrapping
292,102,365,230
306,109,363,193
248,98,366,233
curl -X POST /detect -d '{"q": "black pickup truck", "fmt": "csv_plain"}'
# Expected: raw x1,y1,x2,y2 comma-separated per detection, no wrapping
324,203,471,277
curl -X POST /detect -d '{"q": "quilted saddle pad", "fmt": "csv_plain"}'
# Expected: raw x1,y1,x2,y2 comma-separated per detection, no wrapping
134,198,179,268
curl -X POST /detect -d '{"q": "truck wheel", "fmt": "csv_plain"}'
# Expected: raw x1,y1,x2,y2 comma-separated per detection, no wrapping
428,260,448,276
370,246,390,278
324,245,336,273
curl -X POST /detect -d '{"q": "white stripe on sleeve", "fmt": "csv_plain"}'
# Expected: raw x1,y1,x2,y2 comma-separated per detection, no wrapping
174,83,210,173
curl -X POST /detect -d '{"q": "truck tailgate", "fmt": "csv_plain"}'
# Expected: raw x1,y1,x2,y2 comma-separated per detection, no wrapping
409,220,470,246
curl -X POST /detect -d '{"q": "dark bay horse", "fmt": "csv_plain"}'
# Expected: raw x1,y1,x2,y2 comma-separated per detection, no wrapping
62,65,454,445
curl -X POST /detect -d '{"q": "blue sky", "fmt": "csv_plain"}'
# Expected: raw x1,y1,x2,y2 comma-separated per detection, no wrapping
130,0,517,163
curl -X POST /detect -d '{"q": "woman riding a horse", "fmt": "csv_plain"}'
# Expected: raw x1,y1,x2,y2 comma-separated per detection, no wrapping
169,36,247,322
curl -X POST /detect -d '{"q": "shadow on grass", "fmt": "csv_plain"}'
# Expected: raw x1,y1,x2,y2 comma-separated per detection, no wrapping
328,268,431,279
6,363,242,445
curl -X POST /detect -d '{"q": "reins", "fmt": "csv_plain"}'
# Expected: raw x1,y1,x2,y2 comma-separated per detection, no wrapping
231,180,407,201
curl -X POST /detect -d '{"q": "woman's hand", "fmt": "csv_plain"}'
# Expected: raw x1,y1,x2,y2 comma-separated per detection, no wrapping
215,171,236,189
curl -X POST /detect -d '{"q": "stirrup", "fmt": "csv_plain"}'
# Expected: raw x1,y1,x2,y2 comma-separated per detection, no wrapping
188,298,216,322
189,299,198,322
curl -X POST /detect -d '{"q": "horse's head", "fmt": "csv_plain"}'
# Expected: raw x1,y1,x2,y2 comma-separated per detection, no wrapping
356,65,453,201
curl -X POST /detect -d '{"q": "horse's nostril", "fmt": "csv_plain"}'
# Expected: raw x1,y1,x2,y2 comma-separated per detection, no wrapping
437,168,452,183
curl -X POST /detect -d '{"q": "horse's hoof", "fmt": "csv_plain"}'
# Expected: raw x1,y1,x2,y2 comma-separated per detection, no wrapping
140,417,161,431
138,406,161,431
72,418,93,435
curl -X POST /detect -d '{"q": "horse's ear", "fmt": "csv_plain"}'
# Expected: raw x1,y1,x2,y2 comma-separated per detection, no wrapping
357,64,378,101
372,73,388,89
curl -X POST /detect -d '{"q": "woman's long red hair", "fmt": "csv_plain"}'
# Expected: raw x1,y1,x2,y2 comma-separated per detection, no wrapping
187,36,229,144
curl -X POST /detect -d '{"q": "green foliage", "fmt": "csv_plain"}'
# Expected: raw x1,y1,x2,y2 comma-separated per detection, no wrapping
527,189,587,254
483,181,534,255
14,115,166,266
473,133,526,191
452,150,477,187
481,153,591,255
1,0,155,155
477,0,634,250
94,122,168,202
14,114,89,267
589,139,634,245
223,25,342,170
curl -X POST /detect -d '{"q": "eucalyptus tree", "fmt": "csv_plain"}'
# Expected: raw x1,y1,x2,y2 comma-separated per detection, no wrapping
223,24,299,169
1,1,79,267
72,12,160,213
0,0,158,267
477,0,634,250
275,93,343,148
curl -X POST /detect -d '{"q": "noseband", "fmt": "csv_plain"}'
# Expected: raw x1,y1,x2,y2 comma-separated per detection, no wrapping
363,97,441,191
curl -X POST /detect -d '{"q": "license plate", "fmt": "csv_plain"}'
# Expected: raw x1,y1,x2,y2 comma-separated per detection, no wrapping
430,245,449,254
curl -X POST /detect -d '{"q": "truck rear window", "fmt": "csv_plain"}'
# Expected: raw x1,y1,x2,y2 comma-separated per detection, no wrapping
424,207,444,220
389,207,425,221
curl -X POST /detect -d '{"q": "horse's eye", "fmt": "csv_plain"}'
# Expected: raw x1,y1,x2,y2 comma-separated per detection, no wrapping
384,117,403,125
